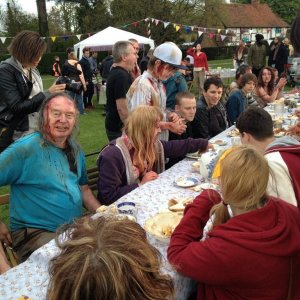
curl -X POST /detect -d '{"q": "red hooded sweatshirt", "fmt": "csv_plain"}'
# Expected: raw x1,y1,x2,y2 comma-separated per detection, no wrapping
265,144,300,206
167,189,300,300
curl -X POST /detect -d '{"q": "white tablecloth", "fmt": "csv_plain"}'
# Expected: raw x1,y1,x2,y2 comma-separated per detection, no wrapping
0,127,235,300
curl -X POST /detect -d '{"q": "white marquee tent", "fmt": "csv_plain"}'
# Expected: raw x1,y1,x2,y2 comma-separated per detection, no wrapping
74,26,155,58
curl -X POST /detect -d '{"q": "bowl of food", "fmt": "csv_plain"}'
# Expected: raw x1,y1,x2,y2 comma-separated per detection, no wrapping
144,212,182,242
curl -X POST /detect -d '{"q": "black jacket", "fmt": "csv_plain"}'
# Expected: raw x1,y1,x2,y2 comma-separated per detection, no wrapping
0,57,47,131
192,97,229,139
79,56,92,81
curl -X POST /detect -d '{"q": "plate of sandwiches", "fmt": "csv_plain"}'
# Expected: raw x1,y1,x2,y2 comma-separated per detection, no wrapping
227,128,240,137
273,128,286,138
186,152,202,159
168,196,194,212
144,212,182,242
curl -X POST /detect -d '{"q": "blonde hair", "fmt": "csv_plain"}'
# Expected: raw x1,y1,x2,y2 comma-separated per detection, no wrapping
47,216,174,300
124,105,163,171
211,146,269,227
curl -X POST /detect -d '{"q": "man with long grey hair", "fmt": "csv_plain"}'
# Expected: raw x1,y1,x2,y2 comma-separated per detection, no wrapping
0,93,100,262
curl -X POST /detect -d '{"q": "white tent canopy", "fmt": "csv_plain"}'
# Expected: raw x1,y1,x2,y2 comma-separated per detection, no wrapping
74,26,155,58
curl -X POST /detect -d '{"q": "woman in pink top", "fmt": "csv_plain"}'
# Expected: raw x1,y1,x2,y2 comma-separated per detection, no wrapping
187,43,209,97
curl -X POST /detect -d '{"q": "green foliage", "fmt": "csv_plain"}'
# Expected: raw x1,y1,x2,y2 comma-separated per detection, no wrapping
2,1,38,36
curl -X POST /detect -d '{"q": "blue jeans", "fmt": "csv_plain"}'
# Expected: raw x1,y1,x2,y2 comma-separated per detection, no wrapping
68,91,84,114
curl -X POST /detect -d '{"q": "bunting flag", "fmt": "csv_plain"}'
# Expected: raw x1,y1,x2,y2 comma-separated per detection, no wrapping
147,19,151,39
1,16,287,45
184,26,191,34
163,22,170,28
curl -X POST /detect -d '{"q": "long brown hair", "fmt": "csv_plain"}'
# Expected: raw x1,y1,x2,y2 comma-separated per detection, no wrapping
211,146,269,227
124,105,163,172
257,66,275,95
47,215,174,300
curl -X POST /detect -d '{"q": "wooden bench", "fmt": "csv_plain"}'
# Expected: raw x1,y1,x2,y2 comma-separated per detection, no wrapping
0,150,100,267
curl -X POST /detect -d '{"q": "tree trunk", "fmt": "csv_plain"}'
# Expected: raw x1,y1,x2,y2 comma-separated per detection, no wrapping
36,0,51,52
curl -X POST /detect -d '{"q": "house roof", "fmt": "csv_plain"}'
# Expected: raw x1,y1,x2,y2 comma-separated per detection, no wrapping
217,3,288,28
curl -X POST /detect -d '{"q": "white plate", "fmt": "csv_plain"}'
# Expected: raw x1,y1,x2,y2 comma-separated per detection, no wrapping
186,152,201,159
174,177,198,187
211,139,228,146
199,182,219,190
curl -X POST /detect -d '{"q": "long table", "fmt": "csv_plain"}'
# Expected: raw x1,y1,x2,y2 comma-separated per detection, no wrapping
0,128,235,299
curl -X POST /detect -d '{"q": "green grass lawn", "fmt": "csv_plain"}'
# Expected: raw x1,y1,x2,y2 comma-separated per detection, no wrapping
0,59,232,224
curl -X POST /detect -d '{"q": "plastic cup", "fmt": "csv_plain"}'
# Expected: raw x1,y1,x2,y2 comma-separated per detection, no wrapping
117,202,137,221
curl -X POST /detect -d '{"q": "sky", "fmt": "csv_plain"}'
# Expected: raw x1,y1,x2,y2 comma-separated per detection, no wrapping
0,0,55,15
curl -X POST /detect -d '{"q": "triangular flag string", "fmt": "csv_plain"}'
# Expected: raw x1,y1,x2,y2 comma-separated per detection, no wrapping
1,16,267,44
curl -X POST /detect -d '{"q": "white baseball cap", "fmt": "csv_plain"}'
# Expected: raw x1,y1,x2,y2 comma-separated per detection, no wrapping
153,42,188,70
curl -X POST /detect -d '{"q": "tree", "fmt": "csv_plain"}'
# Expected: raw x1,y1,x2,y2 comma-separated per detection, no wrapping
3,1,38,36
36,0,51,51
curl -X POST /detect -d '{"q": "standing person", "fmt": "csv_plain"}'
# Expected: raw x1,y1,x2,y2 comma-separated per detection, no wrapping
186,43,209,98
233,40,248,68
168,146,300,300
256,66,286,106
284,37,294,57
127,42,188,141
105,41,136,141
268,37,289,76
247,34,267,77
79,48,94,110
0,94,101,262
226,73,258,124
100,52,114,85
0,30,65,153
128,38,141,80
62,50,87,115
163,70,188,110
192,76,229,139
139,49,153,74
51,56,61,77
89,51,98,76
